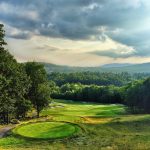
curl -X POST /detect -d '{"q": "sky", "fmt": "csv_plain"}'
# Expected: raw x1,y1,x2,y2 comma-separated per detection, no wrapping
0,0,150,66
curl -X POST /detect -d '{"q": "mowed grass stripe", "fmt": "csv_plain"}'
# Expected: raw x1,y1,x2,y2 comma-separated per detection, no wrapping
41,99,125,117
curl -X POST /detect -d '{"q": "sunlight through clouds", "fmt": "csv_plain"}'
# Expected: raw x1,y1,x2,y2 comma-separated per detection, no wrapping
0,0,150,66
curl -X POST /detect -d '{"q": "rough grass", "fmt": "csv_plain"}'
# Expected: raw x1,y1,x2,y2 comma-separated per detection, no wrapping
1,99,150,150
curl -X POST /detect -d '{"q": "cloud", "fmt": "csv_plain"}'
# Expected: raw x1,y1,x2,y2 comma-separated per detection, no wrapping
1,0,150,65
91,48,136,58
7,37,150,67
0,0,146,40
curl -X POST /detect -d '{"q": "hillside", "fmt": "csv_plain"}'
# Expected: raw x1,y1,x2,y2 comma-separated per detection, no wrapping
43,62,150,73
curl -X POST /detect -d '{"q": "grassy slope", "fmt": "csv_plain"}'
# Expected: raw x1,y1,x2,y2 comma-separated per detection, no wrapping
1,100,150,150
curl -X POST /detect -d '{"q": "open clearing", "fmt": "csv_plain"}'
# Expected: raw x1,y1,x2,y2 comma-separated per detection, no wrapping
1,99,150,150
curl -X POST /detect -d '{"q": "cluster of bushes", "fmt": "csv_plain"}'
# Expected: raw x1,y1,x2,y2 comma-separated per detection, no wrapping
0,24,50,124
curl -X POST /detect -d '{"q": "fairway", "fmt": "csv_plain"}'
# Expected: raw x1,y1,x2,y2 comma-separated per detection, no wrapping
42,100,125,118
13,122,78,139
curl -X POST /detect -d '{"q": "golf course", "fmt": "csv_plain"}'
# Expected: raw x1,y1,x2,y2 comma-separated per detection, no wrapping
1,99,150,150
1,2,150,149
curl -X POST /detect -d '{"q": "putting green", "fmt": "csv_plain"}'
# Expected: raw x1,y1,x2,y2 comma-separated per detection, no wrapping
13,122,78,139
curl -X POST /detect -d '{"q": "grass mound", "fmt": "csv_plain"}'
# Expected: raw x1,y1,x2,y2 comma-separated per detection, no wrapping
13,122,78,139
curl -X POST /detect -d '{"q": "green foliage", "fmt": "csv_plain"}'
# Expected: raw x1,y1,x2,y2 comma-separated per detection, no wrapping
10,119,20,124
0,24,31,123
0,24,51,123
124,78,150,113
48,80,60,96
36,83,51,116
0,24,6,46
50,83,123,104
25,62,50,117
48,72,132,86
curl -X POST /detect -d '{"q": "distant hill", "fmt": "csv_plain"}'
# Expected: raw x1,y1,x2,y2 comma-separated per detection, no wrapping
110,63,150,73
42,62,150,73
101,63,132,68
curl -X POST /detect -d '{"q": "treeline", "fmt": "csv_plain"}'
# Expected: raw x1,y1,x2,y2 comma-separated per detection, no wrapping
124,78,150,113
49,77,150,113
48,71,150,113
48,72,149,86
0,24,50,124
49,82,122,103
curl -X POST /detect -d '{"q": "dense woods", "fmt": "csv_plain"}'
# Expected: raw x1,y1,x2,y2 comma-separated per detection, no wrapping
124,78,150,113
48,72,149,86
49,82,123,103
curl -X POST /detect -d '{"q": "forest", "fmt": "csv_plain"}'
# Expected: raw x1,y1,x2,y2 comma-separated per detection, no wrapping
48,72,150,86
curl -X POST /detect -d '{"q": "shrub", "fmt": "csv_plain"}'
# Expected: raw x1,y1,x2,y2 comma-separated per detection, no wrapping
11,119,20,124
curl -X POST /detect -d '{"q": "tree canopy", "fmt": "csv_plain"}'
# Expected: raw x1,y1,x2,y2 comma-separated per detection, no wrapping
25,62,50,117
0,24,31,123
0,24,51,123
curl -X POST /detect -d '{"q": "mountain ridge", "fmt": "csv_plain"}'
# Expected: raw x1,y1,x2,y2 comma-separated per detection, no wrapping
42,62,150,73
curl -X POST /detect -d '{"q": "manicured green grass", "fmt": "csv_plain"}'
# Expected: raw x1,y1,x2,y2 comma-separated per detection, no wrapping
13,122,78,139
42,99,125,118
1,99,150,150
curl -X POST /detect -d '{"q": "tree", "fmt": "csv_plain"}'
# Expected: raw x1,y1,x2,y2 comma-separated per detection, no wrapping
0,24,31,123
15,98,32,119
124,78,150,113
36,83,50,117
25,62,50,117
48,80,60,98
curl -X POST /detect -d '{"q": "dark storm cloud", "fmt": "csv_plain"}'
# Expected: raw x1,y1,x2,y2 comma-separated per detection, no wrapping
0,0,150,58
107,27,150,57
0,0,140,39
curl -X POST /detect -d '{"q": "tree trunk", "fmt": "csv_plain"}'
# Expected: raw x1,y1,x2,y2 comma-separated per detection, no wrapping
37,110,40,118
2,112,6,123
6,111,9,124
